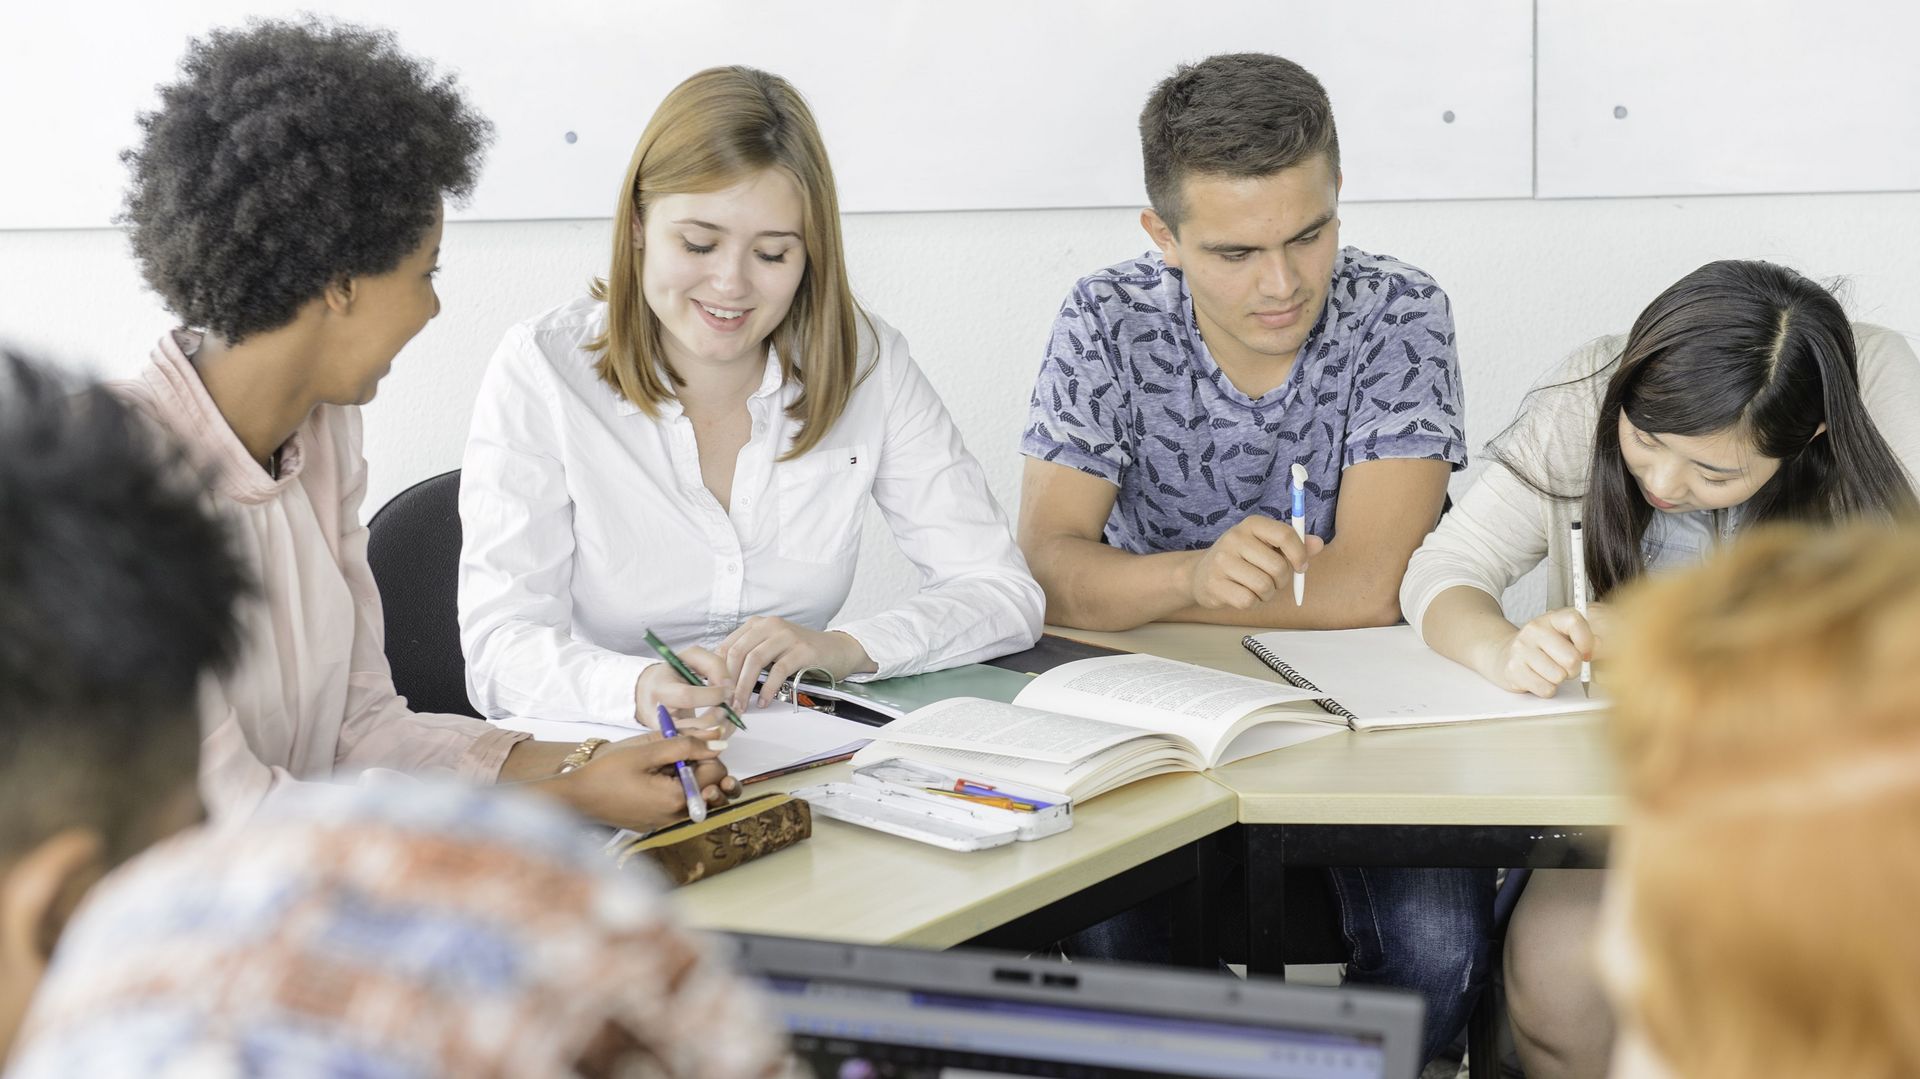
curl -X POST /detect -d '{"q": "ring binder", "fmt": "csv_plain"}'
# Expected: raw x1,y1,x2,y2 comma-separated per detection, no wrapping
776,666,839,714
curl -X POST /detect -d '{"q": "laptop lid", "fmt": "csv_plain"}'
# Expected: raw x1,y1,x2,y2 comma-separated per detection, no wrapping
727,934,1425,1079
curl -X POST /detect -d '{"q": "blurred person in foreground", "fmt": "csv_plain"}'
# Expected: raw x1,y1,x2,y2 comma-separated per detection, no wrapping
6,781,794,1078
0,350,245,1062
1598,519,1920,1079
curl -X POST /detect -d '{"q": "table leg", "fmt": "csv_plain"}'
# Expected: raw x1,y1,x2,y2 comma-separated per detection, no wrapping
1243,825,1288,979
1168,829,1228,968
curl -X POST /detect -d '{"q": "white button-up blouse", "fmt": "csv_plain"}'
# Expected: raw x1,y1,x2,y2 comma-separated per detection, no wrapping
457,297,1043,727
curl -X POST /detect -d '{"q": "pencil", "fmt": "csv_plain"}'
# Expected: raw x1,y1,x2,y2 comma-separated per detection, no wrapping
1570,522,1591,697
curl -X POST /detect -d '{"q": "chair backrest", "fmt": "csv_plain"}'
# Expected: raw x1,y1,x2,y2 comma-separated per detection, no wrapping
365,469,480,718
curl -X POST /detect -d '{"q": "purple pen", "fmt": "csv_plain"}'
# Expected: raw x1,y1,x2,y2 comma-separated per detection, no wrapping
656,705,707,824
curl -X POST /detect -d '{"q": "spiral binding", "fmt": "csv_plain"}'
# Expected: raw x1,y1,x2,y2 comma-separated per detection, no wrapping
1240,634,1360,724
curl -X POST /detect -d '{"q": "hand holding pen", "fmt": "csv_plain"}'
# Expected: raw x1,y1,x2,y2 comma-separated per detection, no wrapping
550,727,736,832
637,630,748,731
1186,515,1325,613
656,706,709,823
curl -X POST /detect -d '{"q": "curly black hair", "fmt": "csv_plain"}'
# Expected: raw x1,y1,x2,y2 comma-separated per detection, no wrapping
122,17,492,343
0,349,247,862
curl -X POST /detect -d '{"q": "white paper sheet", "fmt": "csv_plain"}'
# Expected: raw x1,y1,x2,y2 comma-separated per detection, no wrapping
493,701,873,781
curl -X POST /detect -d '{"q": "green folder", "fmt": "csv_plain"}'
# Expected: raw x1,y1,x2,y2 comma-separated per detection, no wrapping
800,663,1035,719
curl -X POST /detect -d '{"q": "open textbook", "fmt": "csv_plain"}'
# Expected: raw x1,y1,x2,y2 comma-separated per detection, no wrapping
1243,626,1609,730
847,655,1332,801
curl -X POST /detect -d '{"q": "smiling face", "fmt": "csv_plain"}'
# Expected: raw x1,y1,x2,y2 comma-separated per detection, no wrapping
639,169,808,376
323,203,444,406
1617,411,1785,513
1144,155,1341,378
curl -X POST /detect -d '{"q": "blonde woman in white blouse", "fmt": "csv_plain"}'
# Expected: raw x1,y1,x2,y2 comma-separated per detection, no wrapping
458,67,1043,732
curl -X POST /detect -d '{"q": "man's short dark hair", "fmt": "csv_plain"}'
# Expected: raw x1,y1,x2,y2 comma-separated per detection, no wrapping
0,350,246,862
1139,52,1341,232
121,17,492,344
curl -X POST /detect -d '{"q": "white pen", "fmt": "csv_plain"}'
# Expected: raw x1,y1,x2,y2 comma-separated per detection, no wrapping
1570,521,1591,698
1290,462,1309,605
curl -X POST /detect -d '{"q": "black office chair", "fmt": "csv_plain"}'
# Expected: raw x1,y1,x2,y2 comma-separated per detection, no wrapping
365,468,482,718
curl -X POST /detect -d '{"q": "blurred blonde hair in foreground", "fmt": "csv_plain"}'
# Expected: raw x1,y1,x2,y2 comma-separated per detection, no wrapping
1601,519,1920,1079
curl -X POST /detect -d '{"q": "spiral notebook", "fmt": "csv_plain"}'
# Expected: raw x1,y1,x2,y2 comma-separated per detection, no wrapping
1242,626,1608,731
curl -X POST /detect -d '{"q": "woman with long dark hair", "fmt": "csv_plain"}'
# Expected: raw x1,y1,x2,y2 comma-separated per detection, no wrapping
1407,259,1916,697
1400,258,1920,1078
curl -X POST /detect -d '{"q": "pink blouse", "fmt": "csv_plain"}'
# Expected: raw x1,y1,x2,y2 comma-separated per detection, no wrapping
113,331,526,819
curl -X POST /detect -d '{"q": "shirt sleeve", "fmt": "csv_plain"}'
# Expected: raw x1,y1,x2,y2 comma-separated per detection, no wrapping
331,407,531,780
457,326,658,727
1018,284,1132,484
1343,280,1468,471
193,679,297,820
1855,324,1920,487
1399,340,1610,640
1399,458,1557,642
831,324,1045,678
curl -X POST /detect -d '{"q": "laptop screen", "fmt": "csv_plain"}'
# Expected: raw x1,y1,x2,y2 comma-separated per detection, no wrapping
733,933,1413,1075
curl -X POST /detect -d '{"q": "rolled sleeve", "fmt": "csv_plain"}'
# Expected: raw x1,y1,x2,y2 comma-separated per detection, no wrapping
1019,287,1131,485
1344,284,1467,471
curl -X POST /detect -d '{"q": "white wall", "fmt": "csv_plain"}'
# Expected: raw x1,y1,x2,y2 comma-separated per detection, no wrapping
5,191,1918,621
0,0,1533,227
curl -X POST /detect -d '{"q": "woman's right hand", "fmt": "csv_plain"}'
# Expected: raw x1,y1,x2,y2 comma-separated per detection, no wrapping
1484,607,1600,698
634,645,735,730
559,730,741,833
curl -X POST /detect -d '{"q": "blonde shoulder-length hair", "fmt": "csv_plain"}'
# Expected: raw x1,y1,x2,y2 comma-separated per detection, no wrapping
1602,520,1920,1079
588,66,865,459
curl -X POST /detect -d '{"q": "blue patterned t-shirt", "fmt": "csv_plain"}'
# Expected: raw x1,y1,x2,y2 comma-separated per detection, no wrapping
1020,247,1466,553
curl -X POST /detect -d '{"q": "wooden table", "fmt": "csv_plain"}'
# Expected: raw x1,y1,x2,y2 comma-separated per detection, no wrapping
1053,622,1618,1079
1049,623,1618,965
677,761,1237,954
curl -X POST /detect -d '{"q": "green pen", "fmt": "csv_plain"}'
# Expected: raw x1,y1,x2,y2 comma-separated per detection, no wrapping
642,628,748,731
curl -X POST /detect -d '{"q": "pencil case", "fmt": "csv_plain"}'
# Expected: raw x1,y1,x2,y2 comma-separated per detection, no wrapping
792,759,1072,851
612,792,810,885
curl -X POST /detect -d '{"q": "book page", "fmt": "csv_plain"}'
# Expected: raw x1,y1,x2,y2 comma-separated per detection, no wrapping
1245,626,1609,728
860,697,1150,763
847,734,1197,800
1011,655,1326,761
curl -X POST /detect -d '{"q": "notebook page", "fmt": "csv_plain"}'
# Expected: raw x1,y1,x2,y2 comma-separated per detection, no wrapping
1245,626,1608,729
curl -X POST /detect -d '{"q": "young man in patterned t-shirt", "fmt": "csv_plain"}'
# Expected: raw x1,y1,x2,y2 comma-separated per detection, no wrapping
1018,53,1488,1065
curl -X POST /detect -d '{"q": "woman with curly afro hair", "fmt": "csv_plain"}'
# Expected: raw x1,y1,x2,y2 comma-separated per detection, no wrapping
112,17,741,833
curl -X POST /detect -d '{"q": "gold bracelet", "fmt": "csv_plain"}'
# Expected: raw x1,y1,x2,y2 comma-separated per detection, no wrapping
557,737,609,775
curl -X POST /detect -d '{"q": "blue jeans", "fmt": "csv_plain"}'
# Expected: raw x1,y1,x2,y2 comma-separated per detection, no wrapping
1327,866,1494,1063
1065,866,1494,1065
